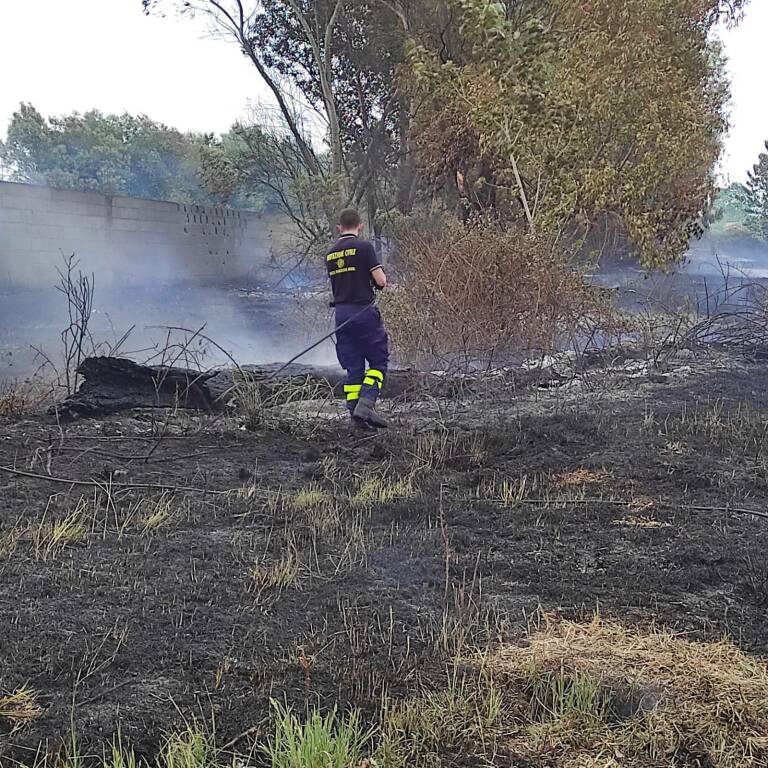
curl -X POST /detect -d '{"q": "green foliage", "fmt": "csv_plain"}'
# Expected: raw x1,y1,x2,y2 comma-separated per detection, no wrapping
198,124,293,212
707,183,750,237
248,1,404,153
408,0,732,269
526,666,609,723
143,0,430,242
0,104,211,203
135,0,745,268
262,700,373,768
199,120,350,249
159,727,213,768
741,142,768,240
102,734,139,768
375,674,504,767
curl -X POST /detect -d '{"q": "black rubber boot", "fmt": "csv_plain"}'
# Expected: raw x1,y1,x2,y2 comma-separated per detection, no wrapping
353,397,389,429
348,406,372,430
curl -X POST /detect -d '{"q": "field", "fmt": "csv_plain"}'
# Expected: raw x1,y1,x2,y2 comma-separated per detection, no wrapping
2,352,768,767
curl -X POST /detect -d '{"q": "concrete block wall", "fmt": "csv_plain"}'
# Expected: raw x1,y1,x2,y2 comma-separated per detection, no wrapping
0,181,287,289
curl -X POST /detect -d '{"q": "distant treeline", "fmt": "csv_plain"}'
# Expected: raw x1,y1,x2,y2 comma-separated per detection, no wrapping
0,104,282,211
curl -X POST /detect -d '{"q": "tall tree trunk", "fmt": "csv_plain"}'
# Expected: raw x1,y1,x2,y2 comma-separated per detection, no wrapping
367,195,383,260
285,0,346,181
395,97,416,215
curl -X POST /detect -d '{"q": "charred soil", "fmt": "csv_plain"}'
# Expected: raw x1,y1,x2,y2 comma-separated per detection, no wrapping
2,352,768,765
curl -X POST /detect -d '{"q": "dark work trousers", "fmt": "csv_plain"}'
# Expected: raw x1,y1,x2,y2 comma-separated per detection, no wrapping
335,304,390,411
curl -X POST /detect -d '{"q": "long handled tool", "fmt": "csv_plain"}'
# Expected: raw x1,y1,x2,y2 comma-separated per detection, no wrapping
265,301,374,382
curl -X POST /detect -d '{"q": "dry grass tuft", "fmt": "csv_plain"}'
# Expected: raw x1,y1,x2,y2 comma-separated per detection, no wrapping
628,495,657,513
408,429,489,471
135,494,179,534
0,381,51,419
661,400,768,458
478,474,539,507
251,544,302,591
0,523,27,557
352,472,417,506
33,508,87,559
291,484,333,512
613,515,671,529
0,686,44,728
487,616,768,767
554,468,610,487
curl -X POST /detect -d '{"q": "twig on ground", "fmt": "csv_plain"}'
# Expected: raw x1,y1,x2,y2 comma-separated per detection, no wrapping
70,435,195,442
0,465,244,496
77,680,134,709
220,725,261,753
56,446,218,466
481,496,768,520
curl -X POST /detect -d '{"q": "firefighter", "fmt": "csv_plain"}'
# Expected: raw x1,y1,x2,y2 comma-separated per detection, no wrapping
325,208,389,429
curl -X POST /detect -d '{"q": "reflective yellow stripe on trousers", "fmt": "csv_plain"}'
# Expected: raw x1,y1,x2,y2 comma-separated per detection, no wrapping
363,369,385,389
344,384,362,402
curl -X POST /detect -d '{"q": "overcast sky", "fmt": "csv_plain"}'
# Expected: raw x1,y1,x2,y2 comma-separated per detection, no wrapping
0,0,269,140
1,0,767,183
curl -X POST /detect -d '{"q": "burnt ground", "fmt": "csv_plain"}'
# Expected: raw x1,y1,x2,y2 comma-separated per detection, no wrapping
2,352,768,764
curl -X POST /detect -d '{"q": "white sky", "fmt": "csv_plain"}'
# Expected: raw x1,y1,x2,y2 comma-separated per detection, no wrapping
0,0,269,140
0,0,767,183
718,2,768,183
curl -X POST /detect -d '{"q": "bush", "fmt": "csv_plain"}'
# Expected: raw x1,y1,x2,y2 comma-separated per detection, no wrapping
383,217,601,370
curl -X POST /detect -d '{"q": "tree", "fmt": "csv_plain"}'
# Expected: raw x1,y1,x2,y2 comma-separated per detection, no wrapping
741,143,768,240
407,0,735,268
199,121,332,246
705,182,748,235
142,0,745,268
143,0,426,249
0,104,212,203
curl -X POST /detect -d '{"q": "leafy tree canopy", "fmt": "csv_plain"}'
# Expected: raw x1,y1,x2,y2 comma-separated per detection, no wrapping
1,104,213,204
407,0,734,268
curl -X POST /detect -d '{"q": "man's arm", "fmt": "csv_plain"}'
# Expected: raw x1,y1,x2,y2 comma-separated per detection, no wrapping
371,265,387,290
368,243,387,289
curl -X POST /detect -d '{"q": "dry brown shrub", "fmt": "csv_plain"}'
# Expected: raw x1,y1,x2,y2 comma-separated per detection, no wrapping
383,217,604,370
0,380,52,419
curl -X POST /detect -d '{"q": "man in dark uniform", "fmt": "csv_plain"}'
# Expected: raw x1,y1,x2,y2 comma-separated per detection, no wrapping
325,208,389,429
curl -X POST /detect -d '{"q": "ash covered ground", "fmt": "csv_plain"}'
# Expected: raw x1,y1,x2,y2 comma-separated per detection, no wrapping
1,349,768,764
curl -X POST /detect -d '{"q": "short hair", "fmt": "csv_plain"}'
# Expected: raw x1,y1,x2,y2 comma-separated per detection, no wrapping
339,208,362,229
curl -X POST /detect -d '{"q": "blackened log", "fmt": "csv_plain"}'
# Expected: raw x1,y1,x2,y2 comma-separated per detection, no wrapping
53,357,461,420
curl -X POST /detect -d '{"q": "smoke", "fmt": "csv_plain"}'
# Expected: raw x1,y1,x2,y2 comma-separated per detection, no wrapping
5,181,768,384
0,263,336,381
0,181,338,381
593,230,768,313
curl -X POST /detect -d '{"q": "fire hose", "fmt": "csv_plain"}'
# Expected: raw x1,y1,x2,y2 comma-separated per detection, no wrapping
265,301,375,381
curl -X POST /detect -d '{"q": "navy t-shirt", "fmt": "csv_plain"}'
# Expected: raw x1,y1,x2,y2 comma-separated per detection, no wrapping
325,234,381,305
